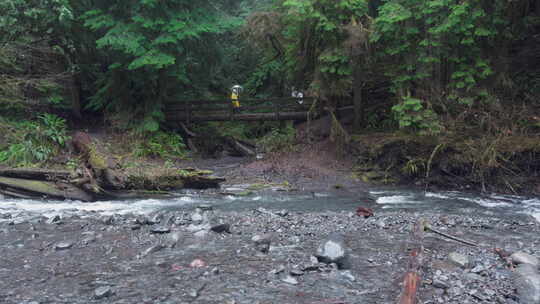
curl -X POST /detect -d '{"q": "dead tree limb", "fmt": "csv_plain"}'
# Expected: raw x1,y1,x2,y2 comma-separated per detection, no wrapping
424,225,478,247
398,219,426,304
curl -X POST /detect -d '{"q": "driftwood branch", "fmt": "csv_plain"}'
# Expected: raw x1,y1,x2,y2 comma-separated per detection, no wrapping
399,219,425,304
424,225,478,247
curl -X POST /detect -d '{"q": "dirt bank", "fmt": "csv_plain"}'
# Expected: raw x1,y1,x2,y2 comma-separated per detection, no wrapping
348,133,540,196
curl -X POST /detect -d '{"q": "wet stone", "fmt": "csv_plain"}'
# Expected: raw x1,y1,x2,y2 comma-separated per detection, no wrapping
315,233,349,269
102,215,115,225
470,265,485,274
340,270,356,282
270,265,286,275
94,286,113,299
513,263,540,304
194,230,208,238
252,233,272,253
190,259,206,268
448,252,470,269
432,279,450,289
191,212,204,223
197,204,213,211
46,215,61,225
511,251,540,268
54,241,73,251
166,232,182,248
151,226,171,234
210,223,230,234
275,209,289,217
290,269,305,276
281,275,299,285
81,236,96,246
141,244,164,257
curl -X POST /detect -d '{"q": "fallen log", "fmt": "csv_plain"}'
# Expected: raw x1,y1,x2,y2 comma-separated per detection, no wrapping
126,168,225,190
165,111,310,122
398,219,426,304
0,168,71,181
0,176,94,201
224,136,256,157
0,132,226,201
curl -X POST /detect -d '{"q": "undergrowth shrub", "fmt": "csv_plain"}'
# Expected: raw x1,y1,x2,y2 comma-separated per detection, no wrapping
392,96,442,135
133,131,187,160
0,113,70,166
257,122,297,152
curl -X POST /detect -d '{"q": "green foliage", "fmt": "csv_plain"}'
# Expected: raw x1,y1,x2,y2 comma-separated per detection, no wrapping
257,122,297,152
372,0,507,103
38,113,71,146
392,96,441,134
279,0,369,98
0,114,70,166
133,131,187,160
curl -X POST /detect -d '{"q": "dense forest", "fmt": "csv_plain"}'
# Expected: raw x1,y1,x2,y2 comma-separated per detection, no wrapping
1,0,539,193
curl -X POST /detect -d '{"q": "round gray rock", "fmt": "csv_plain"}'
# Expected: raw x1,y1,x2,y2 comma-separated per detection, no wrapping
513,263,540,304
511,251,540,268
448,252,470,269
315,233,349,269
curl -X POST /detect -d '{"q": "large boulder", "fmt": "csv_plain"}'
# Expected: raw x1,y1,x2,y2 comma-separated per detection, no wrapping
513,263,540,304
315,233,350,269
511,251,540,268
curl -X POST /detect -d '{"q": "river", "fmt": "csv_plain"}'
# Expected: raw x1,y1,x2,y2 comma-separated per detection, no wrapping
1,185,539,304
0,185,539,222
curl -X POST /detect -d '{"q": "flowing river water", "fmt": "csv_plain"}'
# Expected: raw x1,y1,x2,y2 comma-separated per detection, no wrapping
1,185,540,304
0,185,539,222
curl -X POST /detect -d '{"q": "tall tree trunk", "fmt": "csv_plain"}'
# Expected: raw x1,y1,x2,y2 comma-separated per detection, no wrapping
353,64,364,130
71,73,82,119
158,68,168,105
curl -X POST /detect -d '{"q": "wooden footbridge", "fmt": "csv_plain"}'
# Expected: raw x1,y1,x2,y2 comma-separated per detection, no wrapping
164,97,353,123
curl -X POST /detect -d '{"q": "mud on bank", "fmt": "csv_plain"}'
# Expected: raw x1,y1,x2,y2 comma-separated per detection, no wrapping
349,133,540,196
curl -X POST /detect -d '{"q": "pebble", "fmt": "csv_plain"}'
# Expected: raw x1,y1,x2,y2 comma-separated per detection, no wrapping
281,275,298,285
432,279,450,289
470,265,485,274
210,223,231,234
252,233,272,253
54,241,73,251
190,259,207,268
102,215,115,225
448,252,470,269
47,215,62,225
194,230,208,238
340,270,356,282
167,232,182,247
270,265,286,275
81,236,96,246
275,209,289,217
151,226,171,234
141,244,164,257
94,286,113,299
191,212,204,223
197,204,213,211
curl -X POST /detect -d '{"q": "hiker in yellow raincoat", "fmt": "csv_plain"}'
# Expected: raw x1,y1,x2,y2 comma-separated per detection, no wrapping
231,85,243,113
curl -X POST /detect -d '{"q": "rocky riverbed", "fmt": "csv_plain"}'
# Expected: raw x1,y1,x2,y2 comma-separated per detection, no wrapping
1,204,539,304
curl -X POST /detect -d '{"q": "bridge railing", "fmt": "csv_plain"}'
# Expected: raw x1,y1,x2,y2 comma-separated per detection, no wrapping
164,97,317,122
